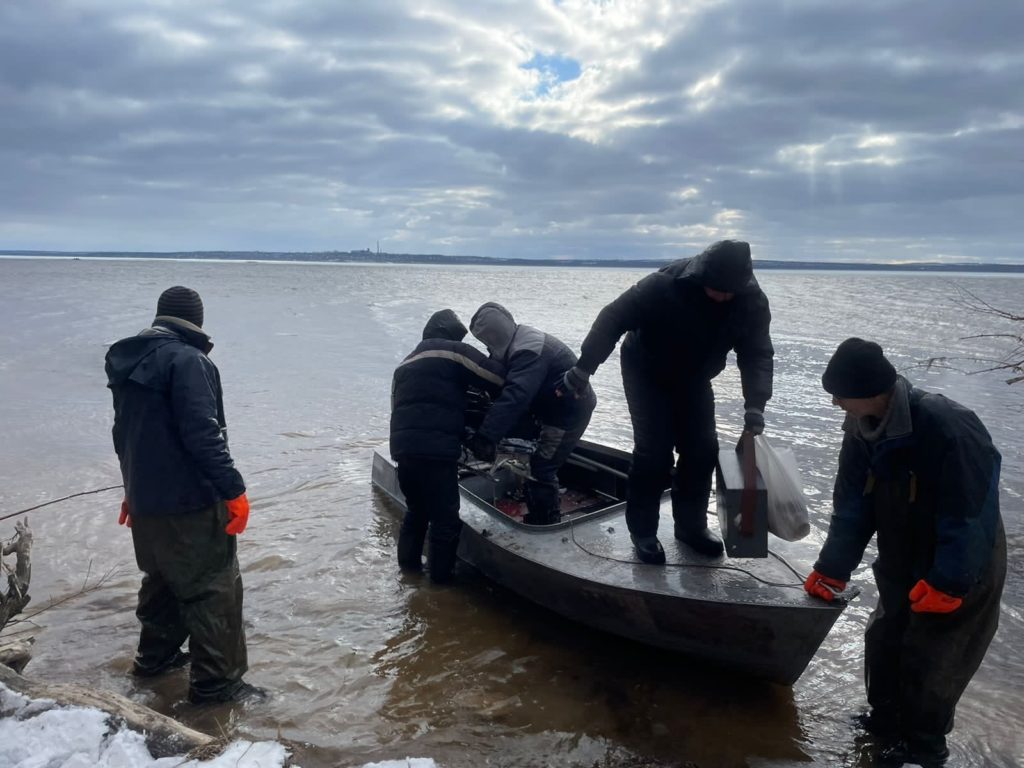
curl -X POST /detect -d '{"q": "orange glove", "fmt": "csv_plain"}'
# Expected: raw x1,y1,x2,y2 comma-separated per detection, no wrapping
118,498,132,528
909,579,962,614
804,569,847,602
224,493,250,535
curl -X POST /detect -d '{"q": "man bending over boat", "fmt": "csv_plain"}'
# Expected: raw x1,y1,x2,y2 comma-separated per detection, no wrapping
559,240,774,564
390,309,505,582
805,338,1005,768
466,303,597,525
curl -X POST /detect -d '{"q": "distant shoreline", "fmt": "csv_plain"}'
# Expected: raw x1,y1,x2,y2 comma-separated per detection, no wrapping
2,250,1023,273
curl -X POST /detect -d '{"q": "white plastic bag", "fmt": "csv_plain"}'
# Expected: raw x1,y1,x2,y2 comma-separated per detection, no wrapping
753,435,810,541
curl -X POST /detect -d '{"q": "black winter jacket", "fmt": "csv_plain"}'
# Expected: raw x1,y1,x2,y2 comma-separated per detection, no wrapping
105,318,246,517
576,251,774,410
814,379,1003,597
390,336,505,461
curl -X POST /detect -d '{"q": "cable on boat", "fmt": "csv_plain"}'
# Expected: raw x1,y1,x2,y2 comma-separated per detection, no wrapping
0,485,124,523
565,516,807,589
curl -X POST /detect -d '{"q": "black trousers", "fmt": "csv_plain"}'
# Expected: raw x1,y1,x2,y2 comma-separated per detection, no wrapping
397,457,462,582
526,386,597,521
865,522,1006,747
622,360,717,539
131,503,247,698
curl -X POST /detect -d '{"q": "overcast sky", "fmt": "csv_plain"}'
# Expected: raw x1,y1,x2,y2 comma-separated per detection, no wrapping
2,0,1022,262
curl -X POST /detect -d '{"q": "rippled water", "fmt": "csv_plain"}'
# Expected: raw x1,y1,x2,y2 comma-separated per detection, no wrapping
1,258,1021,767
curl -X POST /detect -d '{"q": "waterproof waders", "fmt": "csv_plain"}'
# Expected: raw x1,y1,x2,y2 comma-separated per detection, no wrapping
131,503,248,701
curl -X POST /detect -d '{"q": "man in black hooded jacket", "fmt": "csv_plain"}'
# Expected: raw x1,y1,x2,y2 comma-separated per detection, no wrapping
105,286,261,704
390,309,505,582
560,240,774,564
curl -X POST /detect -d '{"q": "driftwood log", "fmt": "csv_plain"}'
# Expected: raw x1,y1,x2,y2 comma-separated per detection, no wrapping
0,519,32,630
0,520,34,671
0,664,215,757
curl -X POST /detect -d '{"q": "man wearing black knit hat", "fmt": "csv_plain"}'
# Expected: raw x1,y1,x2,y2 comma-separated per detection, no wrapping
105,286,264,704
806,337,1006,767
559,240,774,564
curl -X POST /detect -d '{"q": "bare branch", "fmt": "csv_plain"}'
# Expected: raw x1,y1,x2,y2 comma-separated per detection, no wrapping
920,287,1024,386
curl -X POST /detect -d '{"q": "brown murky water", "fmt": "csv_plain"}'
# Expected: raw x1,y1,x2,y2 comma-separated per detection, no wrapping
1,258,1021,767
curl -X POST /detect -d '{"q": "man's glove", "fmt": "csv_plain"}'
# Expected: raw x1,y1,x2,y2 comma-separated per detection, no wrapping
118,498,132,528
804,569,847,602
743,408,765,436
225,493,250,535
557,366,590,398
466,433,497,463
909,579,962,614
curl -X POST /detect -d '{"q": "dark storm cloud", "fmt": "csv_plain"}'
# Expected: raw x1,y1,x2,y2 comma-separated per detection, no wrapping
0,0,1021,261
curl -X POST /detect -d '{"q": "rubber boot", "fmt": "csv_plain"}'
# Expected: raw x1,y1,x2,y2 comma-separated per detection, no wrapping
427,536,459,584
631,535,666,565
523,483,561,525
397,520,427,570
674,524,724,557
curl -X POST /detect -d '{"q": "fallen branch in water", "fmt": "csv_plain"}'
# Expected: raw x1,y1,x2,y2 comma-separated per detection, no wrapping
5,560,127,629
1,520,33,633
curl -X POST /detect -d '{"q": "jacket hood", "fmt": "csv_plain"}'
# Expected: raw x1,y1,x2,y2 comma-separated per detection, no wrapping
105,321,212,387
469,302,517,359
422,309,468,341
676,240,758,294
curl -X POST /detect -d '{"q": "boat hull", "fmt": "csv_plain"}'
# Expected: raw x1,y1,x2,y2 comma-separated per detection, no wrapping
372,441,846,685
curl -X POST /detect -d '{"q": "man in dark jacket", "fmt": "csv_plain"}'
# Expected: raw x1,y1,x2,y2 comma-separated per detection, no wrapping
560,240,773,563
105,286,262,704
390,309,505,582
466,303,597,525
805,338,1006,768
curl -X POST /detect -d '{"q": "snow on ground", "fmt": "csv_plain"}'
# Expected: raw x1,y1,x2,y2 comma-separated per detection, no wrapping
1,682,437,768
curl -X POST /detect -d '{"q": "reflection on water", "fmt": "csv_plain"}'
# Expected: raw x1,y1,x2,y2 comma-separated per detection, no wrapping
0,258,1021,767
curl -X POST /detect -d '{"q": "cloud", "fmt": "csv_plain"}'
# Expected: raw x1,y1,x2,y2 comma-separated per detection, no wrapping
0,0,1021,262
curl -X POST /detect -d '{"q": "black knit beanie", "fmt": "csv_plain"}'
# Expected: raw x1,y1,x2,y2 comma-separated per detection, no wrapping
822,338,897,398
156,286,204,328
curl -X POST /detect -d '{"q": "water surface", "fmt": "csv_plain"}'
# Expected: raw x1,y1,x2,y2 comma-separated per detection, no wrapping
0,258,1020,767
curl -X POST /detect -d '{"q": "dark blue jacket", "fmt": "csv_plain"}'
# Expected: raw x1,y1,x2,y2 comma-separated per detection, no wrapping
576,249,773,410
390,311,505,461
814,380,1003,597
105,319,246,516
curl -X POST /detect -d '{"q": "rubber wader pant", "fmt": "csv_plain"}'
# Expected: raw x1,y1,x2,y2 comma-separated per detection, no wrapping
864,475,1007,749
397,458,462,583
131,503,248,698
526,386,597,524
622,360,717,539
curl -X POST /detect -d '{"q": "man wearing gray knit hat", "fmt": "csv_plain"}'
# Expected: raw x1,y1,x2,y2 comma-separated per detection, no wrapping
105,286,264,704
806,337,1005,767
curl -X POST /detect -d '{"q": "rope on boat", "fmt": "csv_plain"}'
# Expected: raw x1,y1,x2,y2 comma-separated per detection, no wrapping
0,485,124,523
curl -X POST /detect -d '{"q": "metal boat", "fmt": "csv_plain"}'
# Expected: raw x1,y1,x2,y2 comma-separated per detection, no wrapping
371,439,850,685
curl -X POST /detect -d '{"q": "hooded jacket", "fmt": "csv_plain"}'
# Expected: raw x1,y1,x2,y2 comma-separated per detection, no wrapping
470,303,592,442
390,310,505,460
105,317,246,517
575,240,773,409
814,378,1004,597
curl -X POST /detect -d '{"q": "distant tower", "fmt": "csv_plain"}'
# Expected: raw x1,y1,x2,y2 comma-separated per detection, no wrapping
377,240,380,256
